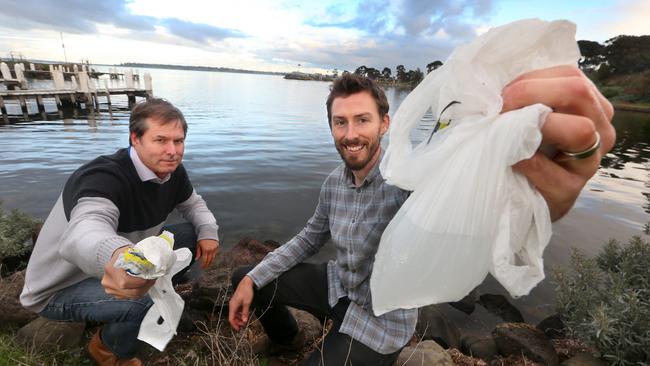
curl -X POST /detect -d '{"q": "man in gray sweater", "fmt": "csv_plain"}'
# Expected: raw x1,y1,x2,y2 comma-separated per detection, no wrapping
20,98,219,366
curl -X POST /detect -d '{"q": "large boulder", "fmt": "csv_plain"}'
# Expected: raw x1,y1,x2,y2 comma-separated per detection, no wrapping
537,313,565,339
478,294,524,323
396,340,453,366
417,305,461,349
226,237,280,268
460,335,498,360
0,270,37,326
16,316,85,351
493,323,559,366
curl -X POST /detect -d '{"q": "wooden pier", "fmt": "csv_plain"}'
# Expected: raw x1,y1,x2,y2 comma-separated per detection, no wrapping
0,62,152,124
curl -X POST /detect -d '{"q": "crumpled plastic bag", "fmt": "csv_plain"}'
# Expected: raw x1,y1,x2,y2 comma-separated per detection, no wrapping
114,231,192,351
370,19,581,316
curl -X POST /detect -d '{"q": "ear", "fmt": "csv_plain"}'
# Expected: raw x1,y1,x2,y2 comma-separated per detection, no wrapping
380,114,390,136
130,132,139,146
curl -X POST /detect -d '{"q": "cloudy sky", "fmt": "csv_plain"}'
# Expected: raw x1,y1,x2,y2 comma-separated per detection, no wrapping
0,0,647,73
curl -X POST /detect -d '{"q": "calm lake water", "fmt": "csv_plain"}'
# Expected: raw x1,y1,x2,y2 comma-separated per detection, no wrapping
1,67,649,326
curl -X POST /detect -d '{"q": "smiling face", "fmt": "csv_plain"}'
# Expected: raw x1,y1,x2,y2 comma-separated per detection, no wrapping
330,91,389,180
130,117,185,178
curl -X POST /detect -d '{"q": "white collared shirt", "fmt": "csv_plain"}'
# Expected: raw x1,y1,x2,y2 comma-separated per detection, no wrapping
129,146,171,184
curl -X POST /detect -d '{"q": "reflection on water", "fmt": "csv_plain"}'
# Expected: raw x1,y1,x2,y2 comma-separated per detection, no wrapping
1,68,649,323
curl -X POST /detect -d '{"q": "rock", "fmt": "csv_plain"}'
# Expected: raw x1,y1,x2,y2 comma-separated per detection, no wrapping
478,294,524,323
0,270,38,326
396,340,454,366
460,335,498,360
227,237,280,268
447,348,488,366
448,288,477,314
561,352,606,366
493,323,559,366
16,317,85,351
417,305,461,349
537,313,565,339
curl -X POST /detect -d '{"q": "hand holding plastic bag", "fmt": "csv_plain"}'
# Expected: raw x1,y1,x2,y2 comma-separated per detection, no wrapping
370,19,581,315
114,231,192,351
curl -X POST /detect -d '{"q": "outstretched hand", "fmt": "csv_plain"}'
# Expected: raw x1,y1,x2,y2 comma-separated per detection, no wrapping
196,239,219,268
102,246,155,299
228,275,255,331
501,65,615,221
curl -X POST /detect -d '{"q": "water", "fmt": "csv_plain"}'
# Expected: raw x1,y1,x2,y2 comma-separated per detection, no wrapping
1,68,649,325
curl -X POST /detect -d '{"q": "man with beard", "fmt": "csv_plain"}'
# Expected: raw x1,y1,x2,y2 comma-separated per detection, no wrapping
229,70,615,365
21,98,219,366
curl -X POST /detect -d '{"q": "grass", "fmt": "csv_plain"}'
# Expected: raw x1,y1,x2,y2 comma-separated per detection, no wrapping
0,328,90,366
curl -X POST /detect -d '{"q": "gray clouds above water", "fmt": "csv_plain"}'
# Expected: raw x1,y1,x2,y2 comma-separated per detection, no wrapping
0,0,496,71
298,0,496,70
0,0,246,44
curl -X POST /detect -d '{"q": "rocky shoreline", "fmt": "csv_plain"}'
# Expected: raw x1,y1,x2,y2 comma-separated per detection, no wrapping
0,235,605,365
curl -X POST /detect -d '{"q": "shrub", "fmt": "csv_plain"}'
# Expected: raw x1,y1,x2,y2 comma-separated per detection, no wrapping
0,202,40,260
554,237,650,365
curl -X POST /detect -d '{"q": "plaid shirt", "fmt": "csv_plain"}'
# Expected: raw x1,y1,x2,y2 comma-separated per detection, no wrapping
247,154,417,354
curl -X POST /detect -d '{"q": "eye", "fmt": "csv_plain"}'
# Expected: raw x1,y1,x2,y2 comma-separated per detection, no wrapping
174,139,185,145
333,119,345,126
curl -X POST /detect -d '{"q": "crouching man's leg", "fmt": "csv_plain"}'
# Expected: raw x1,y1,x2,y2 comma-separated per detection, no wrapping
39,277,152,363
231,263,330,348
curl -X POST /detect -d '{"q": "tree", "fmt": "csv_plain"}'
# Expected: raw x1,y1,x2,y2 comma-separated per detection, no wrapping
604,35,650,75
426,60,443,73
366,67,381,79
354,65,368,77
396,65,407,82
381,67,392,80
578,40,606,70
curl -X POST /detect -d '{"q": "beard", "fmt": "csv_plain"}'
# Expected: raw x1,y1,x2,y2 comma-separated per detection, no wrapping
335,135,381,171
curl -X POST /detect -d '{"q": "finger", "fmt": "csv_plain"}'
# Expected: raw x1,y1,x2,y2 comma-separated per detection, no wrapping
228,299,241,331
513,152,586,221
195,245,202,260
539,113,601,178
502,73,615,152
506,66,614,121
506,65,582,87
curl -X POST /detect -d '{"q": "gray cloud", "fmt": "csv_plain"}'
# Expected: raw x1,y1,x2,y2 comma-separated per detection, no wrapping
295,0,496,72
306,0,391,34
160,18,246,44
0,0,245,45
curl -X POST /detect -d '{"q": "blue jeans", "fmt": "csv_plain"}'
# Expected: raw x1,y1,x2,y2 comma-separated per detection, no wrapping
38,222,198,358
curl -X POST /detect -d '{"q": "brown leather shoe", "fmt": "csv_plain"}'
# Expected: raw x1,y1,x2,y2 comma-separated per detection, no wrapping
87,329,143,366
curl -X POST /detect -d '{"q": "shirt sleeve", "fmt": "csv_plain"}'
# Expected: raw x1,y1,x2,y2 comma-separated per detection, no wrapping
247,182,331,288
59,196,133,278
175,189,219,241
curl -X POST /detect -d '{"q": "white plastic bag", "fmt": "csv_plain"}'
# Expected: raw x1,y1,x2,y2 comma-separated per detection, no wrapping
370,19,580,316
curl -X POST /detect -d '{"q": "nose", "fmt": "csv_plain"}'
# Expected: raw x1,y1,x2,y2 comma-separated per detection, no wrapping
344,123,360,140
163,141,176,155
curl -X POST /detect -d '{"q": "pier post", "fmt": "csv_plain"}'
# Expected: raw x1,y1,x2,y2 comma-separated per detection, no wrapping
49,64,54,73
0,96,8,124
19,96,29,120
54,95,64,117
52,68,65,90
0,62,13,89
128,94,136,109
144,72,153,99
14,63,27,89
125,69,134,89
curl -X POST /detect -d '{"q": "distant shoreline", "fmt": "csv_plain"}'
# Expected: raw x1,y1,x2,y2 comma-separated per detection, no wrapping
612,102,650,113
117,62,285,76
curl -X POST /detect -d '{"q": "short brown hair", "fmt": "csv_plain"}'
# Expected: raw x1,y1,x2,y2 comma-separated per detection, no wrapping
325,73,389,128
129,98,187,145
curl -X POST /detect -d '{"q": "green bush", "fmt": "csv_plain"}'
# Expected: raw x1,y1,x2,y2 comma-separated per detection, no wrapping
554,237,650,365
0,202,40,259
